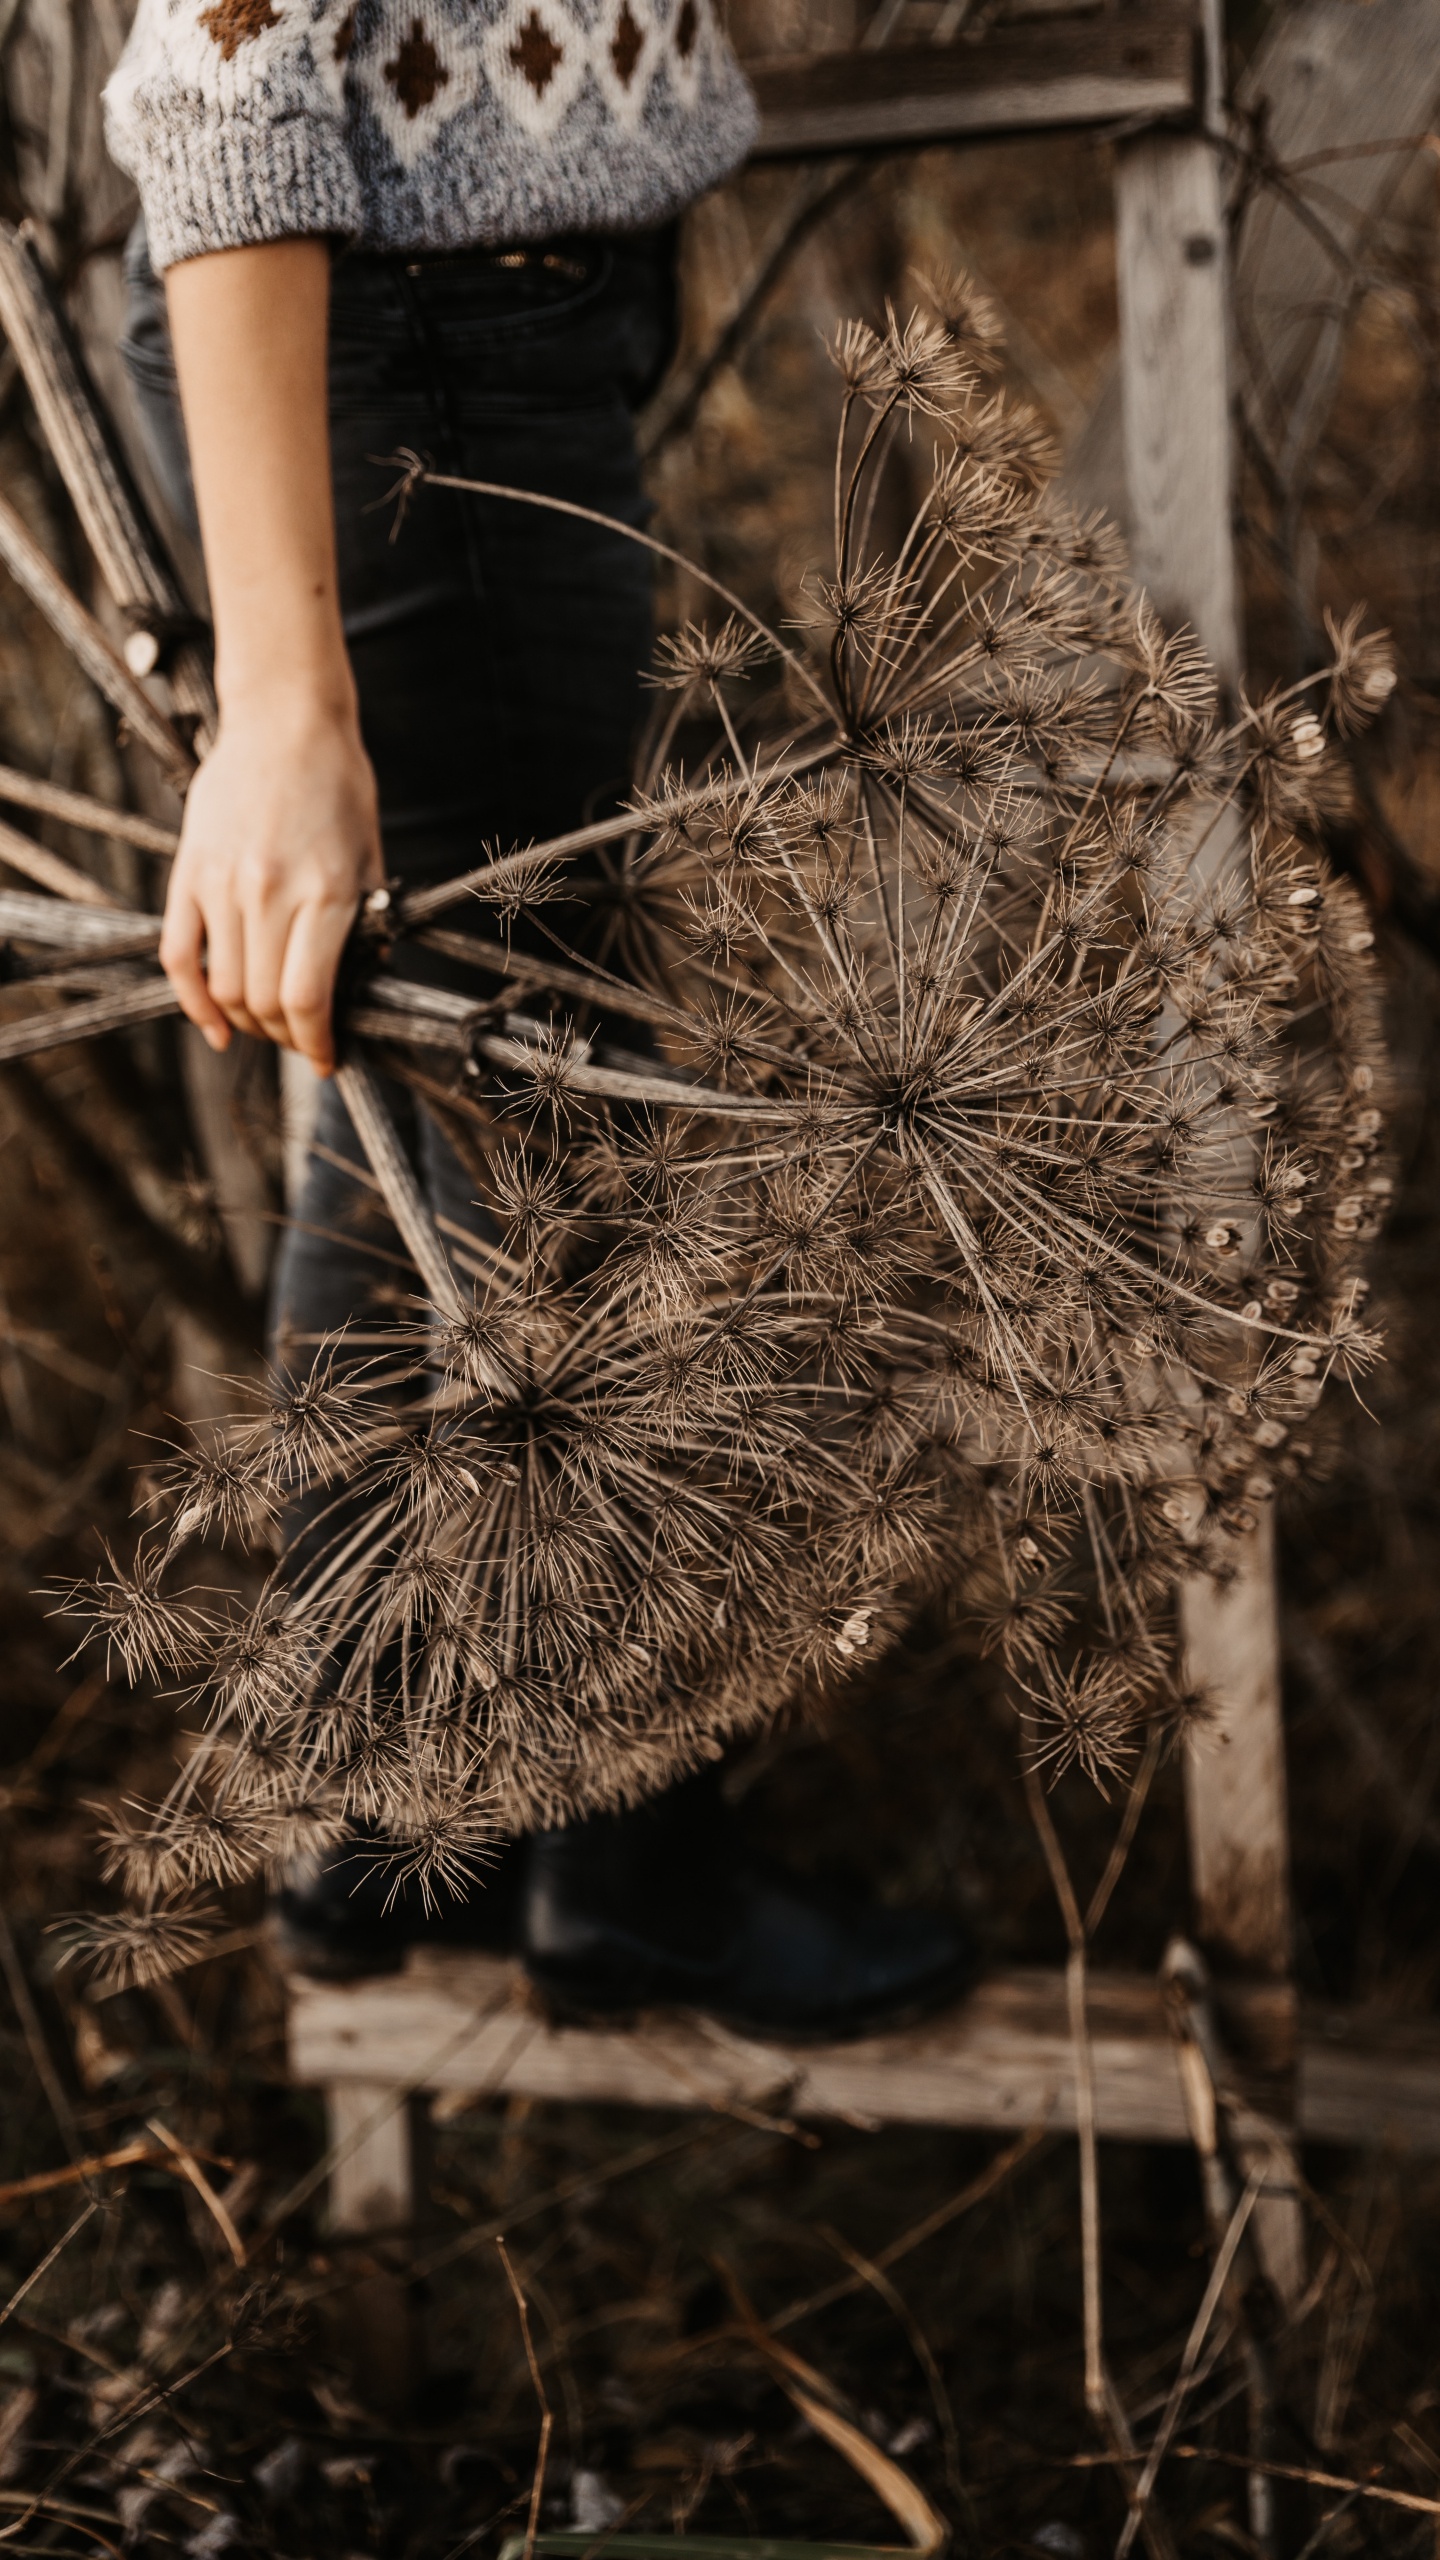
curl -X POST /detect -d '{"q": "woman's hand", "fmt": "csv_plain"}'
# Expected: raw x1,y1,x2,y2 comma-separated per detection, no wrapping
160,239,376,1075
161,697,382,1075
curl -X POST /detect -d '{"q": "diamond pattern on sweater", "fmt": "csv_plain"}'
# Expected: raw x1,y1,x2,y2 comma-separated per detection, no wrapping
355,4,480,165
313,0,359,104
592,0,657,127
198,0,280,58
666,0,707,106
480,0,585,137
384,15,448,114
106,0,759,270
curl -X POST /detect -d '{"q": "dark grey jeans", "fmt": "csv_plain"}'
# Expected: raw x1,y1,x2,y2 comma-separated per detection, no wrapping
122,219,673,1370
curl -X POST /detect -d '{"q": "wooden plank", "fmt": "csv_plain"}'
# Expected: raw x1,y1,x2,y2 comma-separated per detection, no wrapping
325,2079,415,2233
1113,127,1239,688
287,1954,1440,2152
1115,106,1304,2291
748,9,1197,157
1182,1507,1293,1979
323,2082,420,2410
1115,125,1287,1963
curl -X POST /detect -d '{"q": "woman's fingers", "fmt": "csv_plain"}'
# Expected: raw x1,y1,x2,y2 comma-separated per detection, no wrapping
199,897,267,1043
277,894,358,1076
158,703,382,1065
158,886,233,1052
236,890,297,1050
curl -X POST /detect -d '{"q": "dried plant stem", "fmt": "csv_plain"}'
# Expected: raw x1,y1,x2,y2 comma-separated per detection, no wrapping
0,1903,81,2162
1114,2174,1262,2560
0,2200,96,2336
0,488,190,780
0,2140,194,2205
0,816,121,907
1076,2446,1440,2522
0,975,177,1060
1086,1730,1163,1938
332,1057,463,1320
769,2124,1049,2334
1024,1766,1178,2560
0,889,159,951
1022,1766,1103,2413
396,743,839,925
497,2236,553,2560
412,465,831,714
1160,1942,1280,2560
0,763,177,854
144,2119,245,2268
0,223,217,744
822,2226,966,2509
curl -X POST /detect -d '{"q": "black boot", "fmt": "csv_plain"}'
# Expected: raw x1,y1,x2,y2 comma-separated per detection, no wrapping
271,1829,524,1980
519,1772,975,2043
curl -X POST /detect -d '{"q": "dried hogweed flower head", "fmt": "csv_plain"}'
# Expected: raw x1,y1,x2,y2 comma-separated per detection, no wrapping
54,283,1391,1980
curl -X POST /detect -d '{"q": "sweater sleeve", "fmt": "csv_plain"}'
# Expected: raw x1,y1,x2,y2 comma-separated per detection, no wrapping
104,0,363,271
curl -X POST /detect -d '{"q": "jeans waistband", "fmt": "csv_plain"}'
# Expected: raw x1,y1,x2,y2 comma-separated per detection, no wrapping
339,233,621,281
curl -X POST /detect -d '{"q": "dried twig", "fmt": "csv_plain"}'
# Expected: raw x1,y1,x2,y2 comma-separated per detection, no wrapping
498,2237,554,2560
0,222,215,740
770,2123,1048,2332
1114,2173,1262,2560
0,1902,80,2162
0,2200,96,2335
0,488,190,780
0,815,120,907
0,762,178,855
331,1055,464,1320
145,2119,246,2267
0,2140,196,2207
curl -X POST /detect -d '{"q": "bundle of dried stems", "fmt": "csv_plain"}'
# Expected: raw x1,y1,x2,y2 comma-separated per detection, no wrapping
8,278,1393,1988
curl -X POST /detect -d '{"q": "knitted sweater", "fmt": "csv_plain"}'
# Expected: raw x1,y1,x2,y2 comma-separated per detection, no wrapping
104,0,757,271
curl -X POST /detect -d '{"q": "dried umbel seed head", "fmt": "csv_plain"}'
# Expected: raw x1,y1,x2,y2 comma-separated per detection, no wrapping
51,1544,213,1685
1323,604,1397,735
649,615,775,694
51,1900,221,1997
52,280,1392,1987
913,261,1006,370
1020,1657,1143,1791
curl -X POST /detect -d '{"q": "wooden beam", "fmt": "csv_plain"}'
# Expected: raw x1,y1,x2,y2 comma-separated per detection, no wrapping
288,1953,1440,2155
748,8,1198,158
1181,1507,1293,1979
1114,125,1239,689
1114,97,1307,2294
326,2078,414,2233
322,2081,421,2409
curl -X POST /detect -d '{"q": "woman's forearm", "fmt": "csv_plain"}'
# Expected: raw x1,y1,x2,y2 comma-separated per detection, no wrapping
165,239,351,717
157,239,381,1073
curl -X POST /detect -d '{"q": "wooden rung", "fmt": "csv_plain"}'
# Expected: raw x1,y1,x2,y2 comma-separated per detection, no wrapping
746,6,1197,159
287,1953,1440,2154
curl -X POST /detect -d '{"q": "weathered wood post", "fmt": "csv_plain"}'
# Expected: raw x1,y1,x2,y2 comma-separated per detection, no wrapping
322,2080,425,2410
1114,0,1304,2304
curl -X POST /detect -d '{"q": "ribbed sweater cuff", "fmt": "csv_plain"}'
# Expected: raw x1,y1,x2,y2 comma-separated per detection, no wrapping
119,110,363,270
